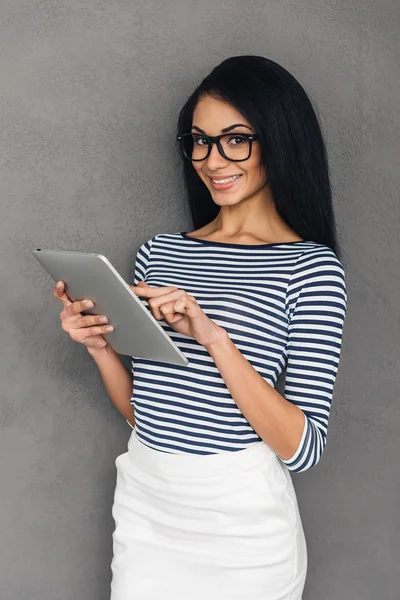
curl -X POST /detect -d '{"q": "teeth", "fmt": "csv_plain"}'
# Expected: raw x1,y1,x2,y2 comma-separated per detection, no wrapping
212,175,241,184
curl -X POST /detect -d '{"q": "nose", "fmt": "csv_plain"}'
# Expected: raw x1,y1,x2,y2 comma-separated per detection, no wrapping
204,142,230,170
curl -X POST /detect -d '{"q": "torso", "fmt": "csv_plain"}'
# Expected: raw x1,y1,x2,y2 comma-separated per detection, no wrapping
130,231,343,459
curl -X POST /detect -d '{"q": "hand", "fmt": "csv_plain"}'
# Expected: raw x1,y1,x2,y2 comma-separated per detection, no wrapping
130,281,226,348
52,280,114,355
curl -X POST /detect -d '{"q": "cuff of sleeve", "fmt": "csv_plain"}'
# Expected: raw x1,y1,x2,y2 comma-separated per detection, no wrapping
277,411,309,467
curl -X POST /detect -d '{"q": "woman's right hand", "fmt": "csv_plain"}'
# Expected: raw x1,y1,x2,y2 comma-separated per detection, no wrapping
52,280,114,355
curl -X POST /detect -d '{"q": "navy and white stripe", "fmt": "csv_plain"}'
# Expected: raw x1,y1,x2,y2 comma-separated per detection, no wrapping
130,231,347,472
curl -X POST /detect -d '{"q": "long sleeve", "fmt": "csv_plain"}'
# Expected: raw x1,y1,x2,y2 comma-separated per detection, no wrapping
132,236,155,286
277,247,348,473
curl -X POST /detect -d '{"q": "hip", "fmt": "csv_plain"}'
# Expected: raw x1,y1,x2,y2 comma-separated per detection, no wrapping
118,428,303,536
111,429,307,598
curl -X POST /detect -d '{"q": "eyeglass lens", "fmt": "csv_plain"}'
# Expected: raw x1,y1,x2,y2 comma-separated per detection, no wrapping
182,134,253,161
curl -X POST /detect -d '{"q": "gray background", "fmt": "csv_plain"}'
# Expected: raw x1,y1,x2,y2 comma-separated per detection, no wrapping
1,1,399,598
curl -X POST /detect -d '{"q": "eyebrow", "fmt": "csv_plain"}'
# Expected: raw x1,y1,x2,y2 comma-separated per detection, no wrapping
191,123,253,134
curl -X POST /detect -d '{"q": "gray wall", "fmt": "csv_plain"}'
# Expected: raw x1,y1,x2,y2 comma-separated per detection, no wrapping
1,1,399,598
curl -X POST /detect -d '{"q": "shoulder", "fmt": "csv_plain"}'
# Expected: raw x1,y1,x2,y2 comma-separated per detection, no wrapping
136,232,184,263
286,244,347,312
290,243,346,282
136,233,162,252
140,232,182,248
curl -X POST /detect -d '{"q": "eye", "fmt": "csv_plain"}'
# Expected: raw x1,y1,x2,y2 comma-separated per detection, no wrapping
227,135,247,145
192,135,208,146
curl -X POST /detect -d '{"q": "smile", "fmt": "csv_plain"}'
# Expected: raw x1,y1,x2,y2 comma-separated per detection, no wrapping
208,174,242,191
210,175,241,184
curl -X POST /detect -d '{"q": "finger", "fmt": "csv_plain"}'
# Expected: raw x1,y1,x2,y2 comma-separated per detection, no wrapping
159,295,198,320
129,281,148,291
172,295,200,318
53,280,73,306
148,290,186,309
76,314,109,328
71,324,114,343
167,312,185,323
131,284,178,297
160,303,186,321
64,298,95,317
158,301,186,322
149,291,186,319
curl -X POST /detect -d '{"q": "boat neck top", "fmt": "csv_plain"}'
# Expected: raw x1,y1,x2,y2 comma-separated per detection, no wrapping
128,231,348,473
180,231,309,248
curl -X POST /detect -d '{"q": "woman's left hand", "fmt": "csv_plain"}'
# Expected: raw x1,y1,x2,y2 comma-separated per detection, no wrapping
130,281,225,347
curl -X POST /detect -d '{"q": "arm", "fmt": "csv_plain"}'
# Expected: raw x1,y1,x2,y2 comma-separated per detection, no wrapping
88,235,156,428
88,345,135,427
206,330,306,464
205,247,348,473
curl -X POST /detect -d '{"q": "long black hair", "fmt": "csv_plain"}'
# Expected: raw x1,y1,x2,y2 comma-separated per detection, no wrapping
176,55,343,260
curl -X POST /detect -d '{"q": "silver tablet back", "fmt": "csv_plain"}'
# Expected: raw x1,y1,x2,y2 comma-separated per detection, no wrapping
32,249,189,366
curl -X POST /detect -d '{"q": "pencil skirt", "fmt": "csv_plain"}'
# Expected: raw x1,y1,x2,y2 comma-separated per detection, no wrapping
110,428,308,600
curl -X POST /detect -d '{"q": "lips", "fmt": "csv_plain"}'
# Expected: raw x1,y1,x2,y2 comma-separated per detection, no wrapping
209,175,241,181
208,174,243,190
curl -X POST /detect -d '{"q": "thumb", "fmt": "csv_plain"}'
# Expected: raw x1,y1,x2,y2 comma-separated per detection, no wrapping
53,280,73,306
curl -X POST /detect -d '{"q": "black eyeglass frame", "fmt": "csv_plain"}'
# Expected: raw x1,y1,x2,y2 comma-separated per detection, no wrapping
177,132,258,162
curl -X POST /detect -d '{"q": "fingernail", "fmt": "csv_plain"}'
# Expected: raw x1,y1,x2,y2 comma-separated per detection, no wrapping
56,281,62,288
105,325,114,332
84,300,94,308
98,316,108,323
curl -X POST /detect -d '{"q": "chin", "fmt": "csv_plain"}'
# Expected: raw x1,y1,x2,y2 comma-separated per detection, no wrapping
211,194,244,206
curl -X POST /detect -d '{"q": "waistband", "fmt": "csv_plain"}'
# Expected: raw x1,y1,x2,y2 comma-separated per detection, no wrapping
127,428,278,478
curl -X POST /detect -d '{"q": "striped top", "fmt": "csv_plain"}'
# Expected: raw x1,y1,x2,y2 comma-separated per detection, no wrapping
129,231,347,473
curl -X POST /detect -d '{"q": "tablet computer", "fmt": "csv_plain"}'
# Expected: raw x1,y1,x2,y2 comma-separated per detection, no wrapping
32,248,189,366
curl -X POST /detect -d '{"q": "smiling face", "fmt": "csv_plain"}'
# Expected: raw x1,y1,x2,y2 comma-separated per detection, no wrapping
190,94,268,206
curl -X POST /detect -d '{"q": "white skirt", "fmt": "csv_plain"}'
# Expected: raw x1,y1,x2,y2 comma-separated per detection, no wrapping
110,428,308,600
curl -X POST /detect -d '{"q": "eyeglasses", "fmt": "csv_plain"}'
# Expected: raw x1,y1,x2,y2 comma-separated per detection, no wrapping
177,132,258,162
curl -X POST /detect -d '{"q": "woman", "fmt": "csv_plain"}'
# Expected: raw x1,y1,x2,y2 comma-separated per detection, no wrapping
54,55,347,599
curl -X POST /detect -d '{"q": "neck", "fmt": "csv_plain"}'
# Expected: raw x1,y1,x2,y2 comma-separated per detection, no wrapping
208,190,299,243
